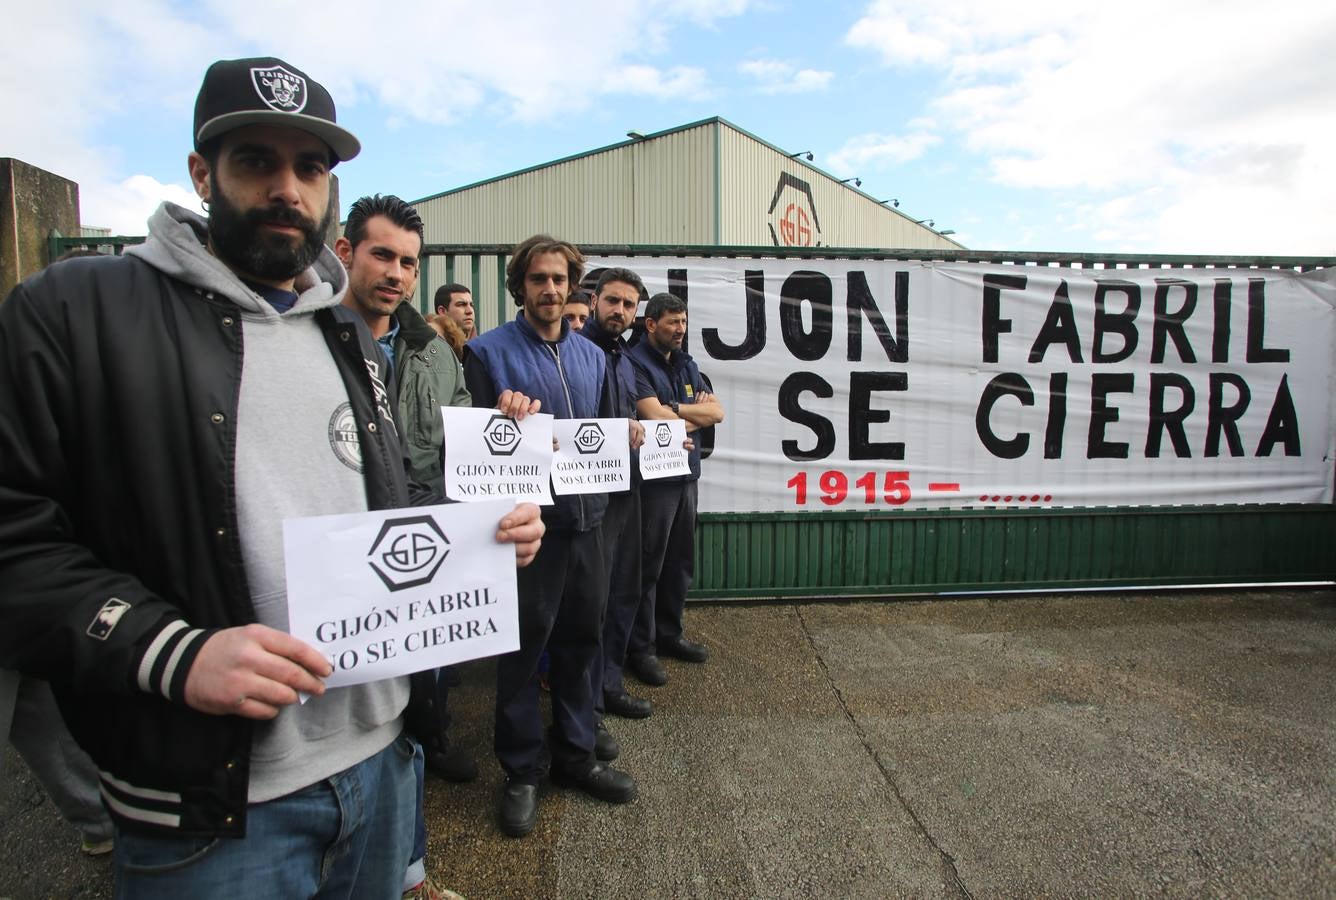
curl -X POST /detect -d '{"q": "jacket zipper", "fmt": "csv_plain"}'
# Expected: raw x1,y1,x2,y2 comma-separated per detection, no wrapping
544,342,587,527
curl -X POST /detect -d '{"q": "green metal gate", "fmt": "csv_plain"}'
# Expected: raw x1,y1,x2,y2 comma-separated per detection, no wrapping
48,234,1336,598
416,243,1335,599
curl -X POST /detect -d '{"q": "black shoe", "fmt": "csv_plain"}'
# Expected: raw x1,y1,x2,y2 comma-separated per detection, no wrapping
498,780,538,837
627,654,668,686
425,744,479,783
595,722,621,761
551,762,637,804
604,690,653,719
657,635,709,663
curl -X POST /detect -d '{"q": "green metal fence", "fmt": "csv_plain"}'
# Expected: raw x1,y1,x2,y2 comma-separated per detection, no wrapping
413,243,1335,599
48,234,1336,598
694,504,1334,600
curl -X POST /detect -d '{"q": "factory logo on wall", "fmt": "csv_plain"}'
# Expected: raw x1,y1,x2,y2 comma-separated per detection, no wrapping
767,172,822,247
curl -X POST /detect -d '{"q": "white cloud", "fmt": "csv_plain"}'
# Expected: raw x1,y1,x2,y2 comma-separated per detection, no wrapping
827,131,941,175
1,0,754,234
602,65,712,100
213,0,745,121
0,3,213,233
82,175,201,236
844,0,1336,253
738,60,833,93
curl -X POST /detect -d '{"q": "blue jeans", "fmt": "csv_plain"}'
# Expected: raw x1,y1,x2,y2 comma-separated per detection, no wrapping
405,739,427,891
113,734,417,899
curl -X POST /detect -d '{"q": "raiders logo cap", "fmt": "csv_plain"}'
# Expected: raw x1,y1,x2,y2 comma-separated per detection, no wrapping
193,56,360,164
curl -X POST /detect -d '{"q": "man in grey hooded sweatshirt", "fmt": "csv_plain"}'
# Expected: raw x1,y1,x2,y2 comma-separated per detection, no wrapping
0,57,542,899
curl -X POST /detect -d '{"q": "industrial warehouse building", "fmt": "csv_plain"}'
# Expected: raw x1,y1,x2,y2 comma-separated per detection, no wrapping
409,116,963,330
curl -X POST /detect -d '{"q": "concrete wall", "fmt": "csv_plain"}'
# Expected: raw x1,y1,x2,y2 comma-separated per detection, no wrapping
1,158,79,299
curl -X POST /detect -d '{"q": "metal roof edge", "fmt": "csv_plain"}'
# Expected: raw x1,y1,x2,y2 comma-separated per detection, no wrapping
408,117,725,207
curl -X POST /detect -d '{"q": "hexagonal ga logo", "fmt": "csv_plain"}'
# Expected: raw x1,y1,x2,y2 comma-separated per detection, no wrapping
767,172,822,247
654,422,673,448
367,516,450,592
482,414,522,456
573,422,606,455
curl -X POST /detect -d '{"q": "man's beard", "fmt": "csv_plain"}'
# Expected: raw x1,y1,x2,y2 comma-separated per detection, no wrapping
207,179,334,282
595,310,626,336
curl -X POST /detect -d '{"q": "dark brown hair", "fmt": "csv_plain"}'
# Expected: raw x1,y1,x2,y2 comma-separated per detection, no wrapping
505,234,584,306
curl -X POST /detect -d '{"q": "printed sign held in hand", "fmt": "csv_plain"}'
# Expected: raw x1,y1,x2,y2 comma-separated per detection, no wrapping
441,407,554,505
283,499,520,688
639,419,691,480
552,418,631,495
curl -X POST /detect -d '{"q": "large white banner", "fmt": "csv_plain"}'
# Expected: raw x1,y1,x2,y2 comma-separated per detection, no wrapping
590,257,1336,512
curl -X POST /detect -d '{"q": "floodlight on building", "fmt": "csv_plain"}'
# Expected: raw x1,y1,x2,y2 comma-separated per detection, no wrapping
789,150,814,161
627,130,646,140
939,229,956,235
839,177,862,187
880,199,899,208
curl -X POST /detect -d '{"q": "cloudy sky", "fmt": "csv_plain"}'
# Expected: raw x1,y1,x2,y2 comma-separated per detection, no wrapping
3,0,1333,255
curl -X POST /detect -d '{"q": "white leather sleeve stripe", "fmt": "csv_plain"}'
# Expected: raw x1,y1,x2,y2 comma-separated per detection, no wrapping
98,769,182,803
100,787,181,829
136,620,189,694
158,628,207,700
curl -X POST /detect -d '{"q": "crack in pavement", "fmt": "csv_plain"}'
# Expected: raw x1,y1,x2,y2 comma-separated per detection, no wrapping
794,603,974,900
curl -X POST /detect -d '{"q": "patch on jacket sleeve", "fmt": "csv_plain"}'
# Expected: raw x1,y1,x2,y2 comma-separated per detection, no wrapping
87,598,131,640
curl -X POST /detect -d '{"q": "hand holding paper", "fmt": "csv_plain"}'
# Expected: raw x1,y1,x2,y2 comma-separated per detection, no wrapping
497,502,544,567
496,390,541,420
639,419,692,479
184,624,332,719
551,418,632,495
283,500,521,689
441,407,555,504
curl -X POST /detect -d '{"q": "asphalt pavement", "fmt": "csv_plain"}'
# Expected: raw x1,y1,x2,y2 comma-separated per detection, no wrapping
3,588,1334,899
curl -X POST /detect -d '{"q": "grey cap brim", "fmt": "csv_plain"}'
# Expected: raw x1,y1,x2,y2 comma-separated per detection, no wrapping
196,110,361,163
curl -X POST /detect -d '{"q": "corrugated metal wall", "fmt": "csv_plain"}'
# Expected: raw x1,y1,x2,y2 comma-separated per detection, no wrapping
624,125,715,245
717,124,960,250
413,124,717,322
409,117,963,321
413,126,716,247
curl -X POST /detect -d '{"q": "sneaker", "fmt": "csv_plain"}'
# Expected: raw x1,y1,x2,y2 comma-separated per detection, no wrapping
80,837,114,857
402,877,465,900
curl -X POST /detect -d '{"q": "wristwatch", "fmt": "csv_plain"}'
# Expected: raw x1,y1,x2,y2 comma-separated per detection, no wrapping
669,401,680,415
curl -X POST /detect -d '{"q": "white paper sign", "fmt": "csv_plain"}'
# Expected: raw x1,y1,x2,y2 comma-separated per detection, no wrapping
551,418,631,495
639,419,692,479
283,500,520,688
441,407,554,505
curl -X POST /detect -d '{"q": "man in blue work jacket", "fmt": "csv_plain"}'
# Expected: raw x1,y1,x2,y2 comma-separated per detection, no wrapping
580,269,654,742
464,235,637,837
627,292,725,685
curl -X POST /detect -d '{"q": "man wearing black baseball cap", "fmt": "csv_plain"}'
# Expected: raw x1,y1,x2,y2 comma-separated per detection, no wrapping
0,57,543,898
193,57,361,164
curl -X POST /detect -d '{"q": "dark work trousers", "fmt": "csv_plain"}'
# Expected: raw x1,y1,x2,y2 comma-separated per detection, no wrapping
634,479,698,653
494,527,607,783
593,488,642,714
